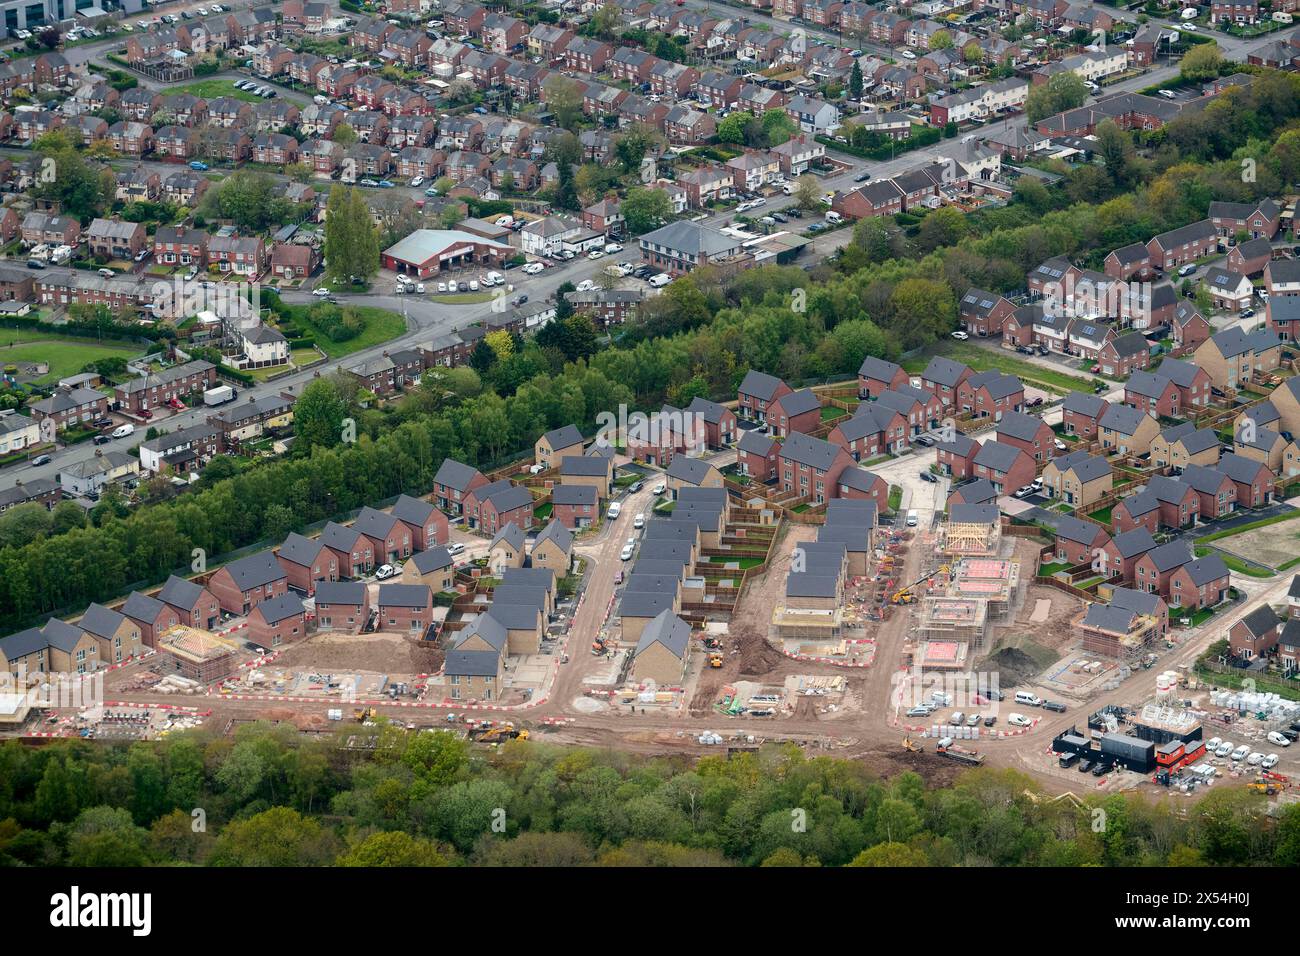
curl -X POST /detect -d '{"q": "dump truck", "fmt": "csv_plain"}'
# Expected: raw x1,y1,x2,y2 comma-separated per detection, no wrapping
203,385,236,407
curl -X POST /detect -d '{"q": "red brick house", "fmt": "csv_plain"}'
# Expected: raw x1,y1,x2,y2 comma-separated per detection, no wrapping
318,522,375,579
391,494,449,550
1167,554,1230,610
1061,392,1108,438
376,583,434,634
1228,605,1283,661
1145,219,1218,271
157,574,221,631
993,411,1055,463
1098,527,1157,584
1052,515,1111,566
275,532,340,596
433,458,487,516
552,484,599,528
958,288,1016,338
857,356,909,400
737,370,792,424
919,356,972,410
777,432,856,504
766,388,822,439
464,479,534,535
957,371,1024,421
737,430,780,481
206,551,289,616
936,433,979,480
970,440,1035,495
247,594,307,649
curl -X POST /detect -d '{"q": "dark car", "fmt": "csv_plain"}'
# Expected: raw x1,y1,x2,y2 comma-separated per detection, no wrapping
1028,396,1044,407
31,454,52,467
854,172,871,182
93,434,112,445
770,212,787,223
92,417,113,429
981,689,1005,702
919,471,937,483
983,715,996,727
1058,751,1078,768
1017,345,1034,355
786,207,803,218
1043,700,1067,713
1078,759,1094,773
1091,761,1111,777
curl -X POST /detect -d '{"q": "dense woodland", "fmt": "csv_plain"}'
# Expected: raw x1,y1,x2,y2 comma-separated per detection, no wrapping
0,727,1296,867
0,68,1298,628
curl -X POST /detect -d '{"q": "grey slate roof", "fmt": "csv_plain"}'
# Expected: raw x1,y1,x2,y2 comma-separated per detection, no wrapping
409,546,454,576
921,356,969,388
973,440,1024,472
254,593,305,625
377,583,432,608
490,522,526,553
434,457,482,492
535,519,573,554
666,455,716,486
634,609,691,661
1099,403,1148,436
1110,586,1162,616
454,613,509,654
1216,451,1267,484
159,574,206,609
775,388,822,418
858,356,903,382
501,567,556,592
738,369,787,401
786,572,841,598
995,411,1046,443
779,431,842,472
1053,514,1104,546
1083,603,1138,635
1145,540,1194,573
1111,527,1157,559
445,648,502,677
553,484,599,506
278,531,328,567
314,581,367,606
541,423,584,450
620,589,677,618
78,603,126,639
949,478,997,505
1183,553,1228,586
1054,450,1110,483
122,591,167,624
560,455,610,477
218,551,286,592
738,429,778,457
391,494,438,528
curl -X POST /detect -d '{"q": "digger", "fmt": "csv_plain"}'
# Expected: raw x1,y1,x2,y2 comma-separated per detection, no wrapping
891,565,951,605
708,652,724,669
902,736,923,753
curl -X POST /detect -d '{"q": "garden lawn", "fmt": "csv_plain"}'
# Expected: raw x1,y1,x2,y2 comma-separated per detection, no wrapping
902,341,1094,395
171,79,265,103
708,555,765,570
0,336,142,385
277,305,406,360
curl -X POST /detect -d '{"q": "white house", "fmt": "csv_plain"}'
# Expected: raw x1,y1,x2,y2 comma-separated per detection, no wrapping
59,450,139,498
0,411,40,456
520,216,582,257
785,95,840,135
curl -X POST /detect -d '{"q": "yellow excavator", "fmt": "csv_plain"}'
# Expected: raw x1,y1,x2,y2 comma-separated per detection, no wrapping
891,565,952,605
708,652,723,668
353,707,377,723
902,736,923,753
471,723,530,743
1248,778,1284,795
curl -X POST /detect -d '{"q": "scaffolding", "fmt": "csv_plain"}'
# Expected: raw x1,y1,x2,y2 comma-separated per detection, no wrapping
918,597,988,646
1079,610,1161,662
157,626,239,684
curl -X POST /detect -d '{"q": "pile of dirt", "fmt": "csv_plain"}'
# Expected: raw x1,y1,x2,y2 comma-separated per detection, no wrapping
853,743,969,788
979,646,1042,688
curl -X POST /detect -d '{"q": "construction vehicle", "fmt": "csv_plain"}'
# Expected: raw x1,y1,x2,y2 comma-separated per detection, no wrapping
1248,778,1284,795
592,635,611,656
902,736,923,753
891,565,951,605
708,652,723,668
353,707,376,723
935,737,985,765
469,723,529,743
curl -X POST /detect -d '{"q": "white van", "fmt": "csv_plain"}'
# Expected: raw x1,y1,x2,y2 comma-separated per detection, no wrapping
905,509,918,527
825,211,843,224
648,273,672,288
607,501,622,520
111,423,135,439
781,182,795,195
1267,731,1292,747
1014,691,1042,707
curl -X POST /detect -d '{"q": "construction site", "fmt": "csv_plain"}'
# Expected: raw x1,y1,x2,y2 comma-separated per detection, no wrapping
156,626,240,684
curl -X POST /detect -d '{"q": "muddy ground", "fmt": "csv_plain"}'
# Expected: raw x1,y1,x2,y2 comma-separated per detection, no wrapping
272,630,443,675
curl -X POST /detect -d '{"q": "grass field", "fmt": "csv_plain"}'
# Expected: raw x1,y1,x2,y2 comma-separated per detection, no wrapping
171,79,265,104
277,305,407,360
902,341,1096,395
0,334,142,385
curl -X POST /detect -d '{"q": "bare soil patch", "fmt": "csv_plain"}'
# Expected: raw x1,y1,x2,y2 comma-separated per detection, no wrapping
1212,521,1300,570
274,630,442,675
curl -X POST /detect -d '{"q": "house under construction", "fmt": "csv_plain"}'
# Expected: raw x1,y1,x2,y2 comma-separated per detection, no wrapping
949,558,1019,618
1079,602,1161,661
919,596,988,647
917,638,972,672
939,504,1002,557
156,625,239,683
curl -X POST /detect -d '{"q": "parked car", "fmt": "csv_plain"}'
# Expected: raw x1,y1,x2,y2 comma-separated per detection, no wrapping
1247,751,1266,766
1008,713,1032,727
913,434,936,447
1262,753,1280,769
1215,741,1235,758
906,706,932,718
984,715,997,727
633,513,645,529
1014,485,1036,498
374,564,399,580
111,424,134,439
1043,700,1067,713
951,330,969,340
1078,758,1094,773
919,471,937,482
620,543,635,560
1231,745,1250,761
93,434,112,445
653,481,666,495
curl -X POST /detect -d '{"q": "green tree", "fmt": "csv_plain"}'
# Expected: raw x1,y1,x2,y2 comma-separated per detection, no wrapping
1025,71,1088,124
337,831,453,866
323,185,380,282
1180,43,1223,82
717,110,756,145
210,807,338,866
292,377,348,454
621,186,672,234
543,74,584,131
849,60,863,100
